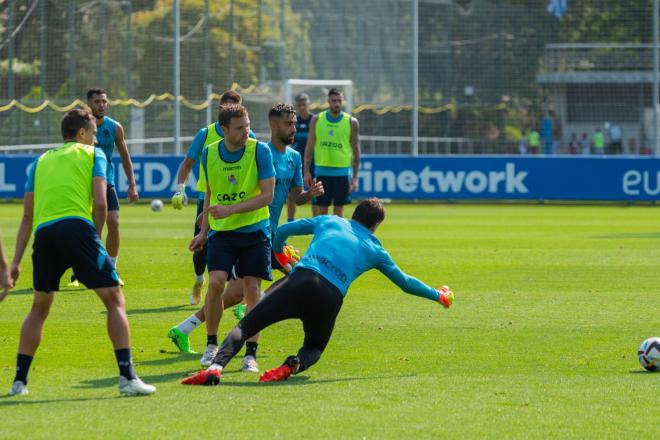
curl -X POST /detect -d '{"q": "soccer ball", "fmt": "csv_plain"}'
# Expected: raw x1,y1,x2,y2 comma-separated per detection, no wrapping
150,199,164,212
637,337,660,371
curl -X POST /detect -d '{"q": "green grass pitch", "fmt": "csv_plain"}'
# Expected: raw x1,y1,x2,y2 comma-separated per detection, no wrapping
0,202,658,438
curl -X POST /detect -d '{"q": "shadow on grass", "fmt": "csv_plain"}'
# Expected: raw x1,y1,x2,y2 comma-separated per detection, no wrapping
137,351,200,367
124,305,197,316
215,373,416,388
0,395,120,407
593,232,660,240
75,371,188,389
7,288,34,296
628,369,659,374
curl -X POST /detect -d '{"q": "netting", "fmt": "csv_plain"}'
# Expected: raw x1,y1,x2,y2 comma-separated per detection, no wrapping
0,0,657,154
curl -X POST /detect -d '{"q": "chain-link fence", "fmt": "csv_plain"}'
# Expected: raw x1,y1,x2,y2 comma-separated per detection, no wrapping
0,0,657,155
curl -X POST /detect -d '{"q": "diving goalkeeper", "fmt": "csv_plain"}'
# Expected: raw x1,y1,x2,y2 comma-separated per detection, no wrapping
182,198,454,385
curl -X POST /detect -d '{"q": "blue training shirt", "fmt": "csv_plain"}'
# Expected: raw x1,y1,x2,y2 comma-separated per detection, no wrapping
273,216,440,301
269,142,303,235
201,139,275,234
25,147,109,230
293,113,314,155
96,116,118,186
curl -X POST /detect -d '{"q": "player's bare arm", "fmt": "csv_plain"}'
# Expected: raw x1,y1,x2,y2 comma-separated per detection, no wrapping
292,179,324,205
303,115,318,187
0,236,12,300
350,117,360,192
8,192,34,289
209,177,275,219
115,123,139,202
92,176,108,236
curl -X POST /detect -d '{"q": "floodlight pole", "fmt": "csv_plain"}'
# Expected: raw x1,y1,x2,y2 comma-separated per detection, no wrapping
412,0,419,156
173,0,182,155
654,0,660,155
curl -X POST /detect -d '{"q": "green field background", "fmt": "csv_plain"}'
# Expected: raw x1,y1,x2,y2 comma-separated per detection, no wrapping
0,203,658,439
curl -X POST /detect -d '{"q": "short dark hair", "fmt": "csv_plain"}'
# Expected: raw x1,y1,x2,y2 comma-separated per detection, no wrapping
352,198,385,229
268,103,296,120
295,93,310,103
61,108,95,140
218,104,249,128
86,88,107,100
219,90,242,105
328,88,343,98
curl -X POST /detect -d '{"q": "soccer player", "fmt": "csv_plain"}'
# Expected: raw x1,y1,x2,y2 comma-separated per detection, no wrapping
286,93,316,220
169,104,323,372
185,104,275,370
304,88,360,218
5,108,155,396
171,90,257,305
0,235,11,301
69,88,139,287
181,198,454,385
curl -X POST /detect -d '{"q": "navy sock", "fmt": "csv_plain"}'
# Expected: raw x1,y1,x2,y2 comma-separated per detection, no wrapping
114,348,136,380
245,342,258,359
14,354,33,384
207,334,218,346
287,218,294,222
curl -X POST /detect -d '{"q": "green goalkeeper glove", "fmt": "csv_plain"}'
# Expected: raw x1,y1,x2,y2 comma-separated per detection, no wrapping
171,184,188,210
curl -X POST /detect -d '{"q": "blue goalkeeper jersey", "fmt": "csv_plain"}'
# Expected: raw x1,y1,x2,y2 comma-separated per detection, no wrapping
273,215,440,301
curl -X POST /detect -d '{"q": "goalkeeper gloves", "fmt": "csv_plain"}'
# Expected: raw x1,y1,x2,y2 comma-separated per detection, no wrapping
437,285,454,309
171,184,188,210
274,245,302,267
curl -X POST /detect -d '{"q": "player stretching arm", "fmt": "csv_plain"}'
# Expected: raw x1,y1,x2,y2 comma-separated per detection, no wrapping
182,198,453,385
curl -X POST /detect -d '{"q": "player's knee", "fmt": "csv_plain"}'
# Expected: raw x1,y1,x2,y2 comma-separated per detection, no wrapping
297,346,322,372
208,272,226,291
97,286,125,310
106,214,120,231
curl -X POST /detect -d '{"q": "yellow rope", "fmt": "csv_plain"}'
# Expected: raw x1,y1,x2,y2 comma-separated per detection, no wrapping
0,90,501,115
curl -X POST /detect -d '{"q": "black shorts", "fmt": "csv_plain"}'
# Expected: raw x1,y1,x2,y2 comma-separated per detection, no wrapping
107,184,120,212
240,268,343,352
194,196,205,236
32,219,119,292
206,229,272,280
312,175,350,207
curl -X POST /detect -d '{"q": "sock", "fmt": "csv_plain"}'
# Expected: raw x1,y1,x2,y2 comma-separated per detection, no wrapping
177,314,202,335
114,348,136,380
245,342,258,359
208,363,223,371
207,334,218,346
108,256,118,269
195,274,205,284
14,354,33,385
287,218,294,222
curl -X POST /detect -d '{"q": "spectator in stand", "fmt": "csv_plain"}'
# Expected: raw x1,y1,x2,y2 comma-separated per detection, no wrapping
518,130,528,155
541,113,554,154
568,133,579,154
592,128,605,155
579,133,591,155
608,123,622,154
528,128,540,154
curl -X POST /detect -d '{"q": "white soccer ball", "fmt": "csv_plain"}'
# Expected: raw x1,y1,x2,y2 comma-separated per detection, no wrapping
637,337,660,372
150,199,164,212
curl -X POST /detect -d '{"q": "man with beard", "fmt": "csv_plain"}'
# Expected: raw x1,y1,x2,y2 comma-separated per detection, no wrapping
69,88,139,287
169,104,323,373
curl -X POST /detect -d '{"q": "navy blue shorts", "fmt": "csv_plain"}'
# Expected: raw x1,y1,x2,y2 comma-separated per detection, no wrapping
32,219,119,292
206,229,272,280
313,175,351,206
107,184,120,212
